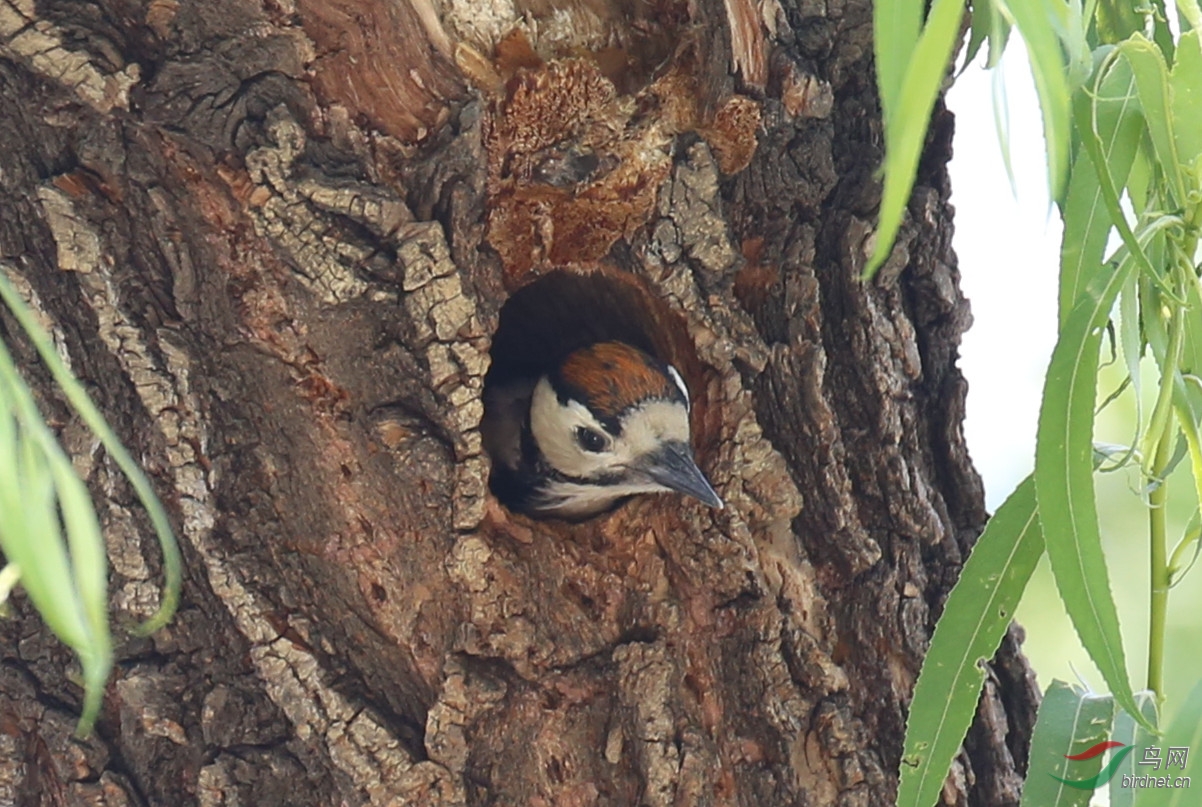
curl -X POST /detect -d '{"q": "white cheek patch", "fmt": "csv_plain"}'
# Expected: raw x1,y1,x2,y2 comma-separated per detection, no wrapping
667,365,690,410
530,379,616,478
565,398,597,427
530,376,695,490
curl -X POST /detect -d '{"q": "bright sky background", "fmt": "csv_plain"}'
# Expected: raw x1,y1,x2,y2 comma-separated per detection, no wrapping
948,45,1060,512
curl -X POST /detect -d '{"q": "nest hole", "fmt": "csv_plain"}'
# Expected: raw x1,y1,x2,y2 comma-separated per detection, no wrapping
483,267,716,509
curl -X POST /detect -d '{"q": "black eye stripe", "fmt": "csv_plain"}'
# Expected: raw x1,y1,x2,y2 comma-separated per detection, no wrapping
562,395,622,435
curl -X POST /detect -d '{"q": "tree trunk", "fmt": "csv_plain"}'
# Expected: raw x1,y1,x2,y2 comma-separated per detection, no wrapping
0,0,1039,804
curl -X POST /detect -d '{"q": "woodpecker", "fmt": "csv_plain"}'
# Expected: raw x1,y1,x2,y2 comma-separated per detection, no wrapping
483,341,724,520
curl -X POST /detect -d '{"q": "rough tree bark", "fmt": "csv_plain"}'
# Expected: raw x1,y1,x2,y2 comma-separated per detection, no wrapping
0,0,1040,803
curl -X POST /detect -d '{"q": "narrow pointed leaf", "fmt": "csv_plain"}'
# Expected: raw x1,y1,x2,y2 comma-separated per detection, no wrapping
1138,676,1202,807
0,359,90,651
0,272,180,635
1172,277,1202,523
897,476,1044,807
1095,0,1144,43
1058,53,1142,323
964,0,1012,70
993,68,1018,194
867,0,966,276
1110,692,1159,807
1071,70,1164,299
1021,682,1116,807
1169,30,1202,173
1036,258,1151,730
51,458,112,730
1119,36,1188,207
1003,0,1075,202
964,0,991,70
874,0,922,118
1119,270,1143,431
48,457,108,644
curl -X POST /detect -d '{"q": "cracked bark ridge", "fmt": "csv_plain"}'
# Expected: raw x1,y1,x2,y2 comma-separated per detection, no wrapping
0,0,1036,804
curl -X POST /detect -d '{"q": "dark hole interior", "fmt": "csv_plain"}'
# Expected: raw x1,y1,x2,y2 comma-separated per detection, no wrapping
486,270,677,388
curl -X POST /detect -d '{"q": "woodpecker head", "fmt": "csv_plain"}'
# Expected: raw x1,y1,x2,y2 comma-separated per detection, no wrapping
526,341,723,518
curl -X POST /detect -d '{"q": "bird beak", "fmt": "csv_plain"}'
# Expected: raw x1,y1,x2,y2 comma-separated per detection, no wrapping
641,442,724,509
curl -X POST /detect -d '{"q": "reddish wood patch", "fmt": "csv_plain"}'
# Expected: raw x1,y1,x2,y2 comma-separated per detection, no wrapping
298,0,464,142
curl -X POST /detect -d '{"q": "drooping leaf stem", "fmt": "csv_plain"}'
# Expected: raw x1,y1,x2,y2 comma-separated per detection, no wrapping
1176,0,1202,37
1147,405,1173,700
1139,281,1185,468
1144,222,1199,701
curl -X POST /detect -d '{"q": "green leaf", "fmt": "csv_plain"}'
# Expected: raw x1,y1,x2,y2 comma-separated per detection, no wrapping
0,371,89,651
1119,36,1189,207
1058,51,1143,324
1126,137,1156,212
1070,65,1170,307
1036,257,1152,731
0,271,181,735
0,273,180,637
1169,30,1202,175
0,340,111,735
1002,0,1077,203
867,0,967,276
1166,507,1201,585
51,457,112,653
1119,268,1143,433
1170,275,1202,528
55,466,113,735
964,0,1012,70
897,476,1044,807
1110,692,1160,807
1138,676,1202,807
54,464,108,616
1095,0,1144,44
1149,0,1176,62
964,0,988,69
1021,681,1116,807
874,0,923,120
1177,269,1202,379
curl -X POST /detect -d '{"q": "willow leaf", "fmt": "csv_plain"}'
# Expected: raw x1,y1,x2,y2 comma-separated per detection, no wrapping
898,476,1043,807
1036,258,1151,731
1021,682,1115,807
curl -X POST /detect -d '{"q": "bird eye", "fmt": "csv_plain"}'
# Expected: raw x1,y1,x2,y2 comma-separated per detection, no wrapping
574,427,609,453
